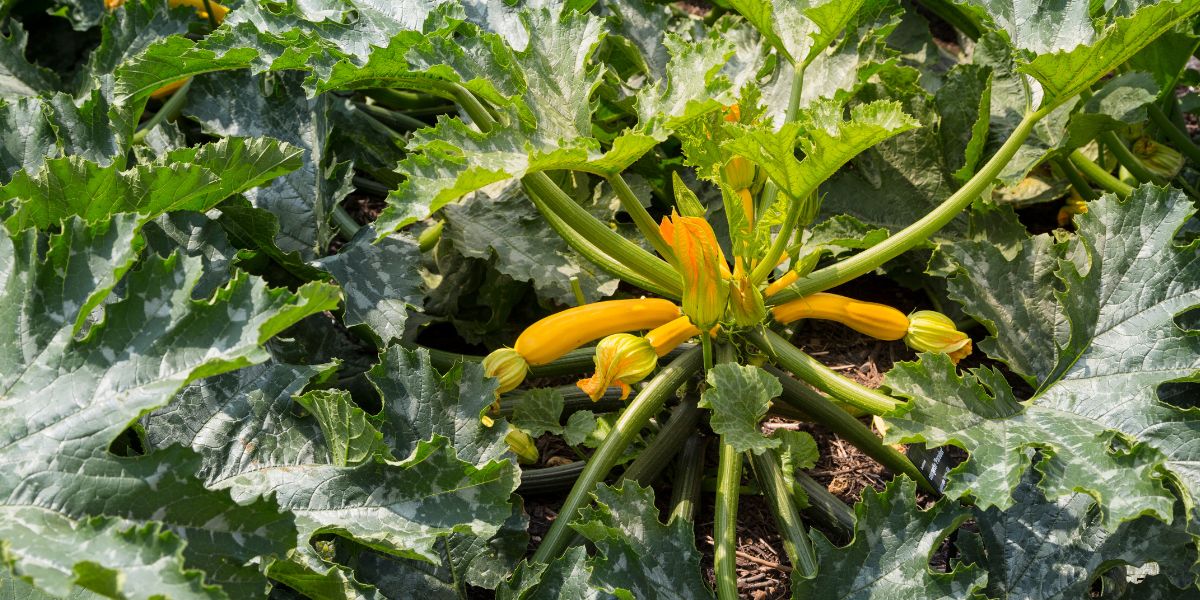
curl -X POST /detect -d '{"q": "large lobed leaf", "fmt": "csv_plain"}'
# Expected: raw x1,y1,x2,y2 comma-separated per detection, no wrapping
888,184,1200,529
0,215,338,598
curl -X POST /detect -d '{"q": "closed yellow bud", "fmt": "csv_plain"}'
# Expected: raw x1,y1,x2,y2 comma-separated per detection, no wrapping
904,310,972,364
722,156,756,191
576,334,658,401
482,348,529,395
504,427,539,464
1133,137,1184,179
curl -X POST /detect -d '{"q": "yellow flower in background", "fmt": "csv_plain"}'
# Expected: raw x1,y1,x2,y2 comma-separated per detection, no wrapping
659,211,730,329
1133,137,1184,179
904,310,972,364
576,334,659,401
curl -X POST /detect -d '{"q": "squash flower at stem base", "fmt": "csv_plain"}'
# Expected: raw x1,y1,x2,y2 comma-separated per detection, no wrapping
659,211,731,329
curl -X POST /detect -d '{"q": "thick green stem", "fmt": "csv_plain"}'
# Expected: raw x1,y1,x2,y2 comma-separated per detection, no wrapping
446,83,681,298
768,108,1048,303
794,471,855,539
1052,155,1098,201
524,173,681,298
353,101,428,131
1101,131,1163,184
620,397,702,484
518,462,585,495
753,64,806,282
714,441,742,600
669,433,708,522
524,181,678,297
750,451,818,577
331,204,361,240
607,174,674,261
133,79,192,144
531,348,703,563
764,364,934,493
749,329,901,415
1068,149,1134,196
1149,103,1200,165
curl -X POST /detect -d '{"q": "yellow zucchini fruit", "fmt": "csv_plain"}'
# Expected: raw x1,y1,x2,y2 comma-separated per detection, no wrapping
514,298,681,366
771,293,909,340
643,316,702,356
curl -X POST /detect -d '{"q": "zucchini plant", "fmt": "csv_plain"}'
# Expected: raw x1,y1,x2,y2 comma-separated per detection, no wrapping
2,0,1200,598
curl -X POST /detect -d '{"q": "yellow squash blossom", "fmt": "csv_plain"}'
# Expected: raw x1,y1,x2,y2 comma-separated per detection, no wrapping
576,334,659,401
659,211,731,329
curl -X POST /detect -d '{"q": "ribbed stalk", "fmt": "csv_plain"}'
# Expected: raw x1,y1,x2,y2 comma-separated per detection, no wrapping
498,386,623,418
1051,155,1098,201
669,433,708,522
524,173,681,298
524,181,677,297
714,441,742,600
331,204,361,240
1068,149,1134,196
765,365,933,493
620,398,702,484
133,79,193,144
445,83,681,298
750,451,818,577
518,462,585,495
795,471,855,539
767,108,1048,303
1100,130,1163,184
1149,103,1200,165
749,329,900,415
531,348,703,563
607,174,674,261
752,63,806,283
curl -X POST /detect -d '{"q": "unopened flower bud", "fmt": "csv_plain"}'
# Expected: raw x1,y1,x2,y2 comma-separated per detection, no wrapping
728,273,766,327
1133,137,1184,179
483,348,528,395
659,211,731,329
722,156,756,191
504,427,539,464
577,334,658,401
904,310,972,364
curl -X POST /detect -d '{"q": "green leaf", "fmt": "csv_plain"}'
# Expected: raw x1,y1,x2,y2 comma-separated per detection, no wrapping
184,71,353,260
791,477,984,600
368,346,512,468
141,211,238,300
441,181,620,305
0,215,336,597
571,483,713,599
699,363,782,455
512,388,569,439
295,389,393,467
499,547,606,600
77,0,193,95
0,92,124,185
885,353,1177,526
727,99,919,201
1,137,302,231
1017,0,1200,107
315,226,424,344
934,63,992,181
1063,71,1158,150
144,359,520,564
0,22,59,97
901,184,1200,528
973,471,1196,599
